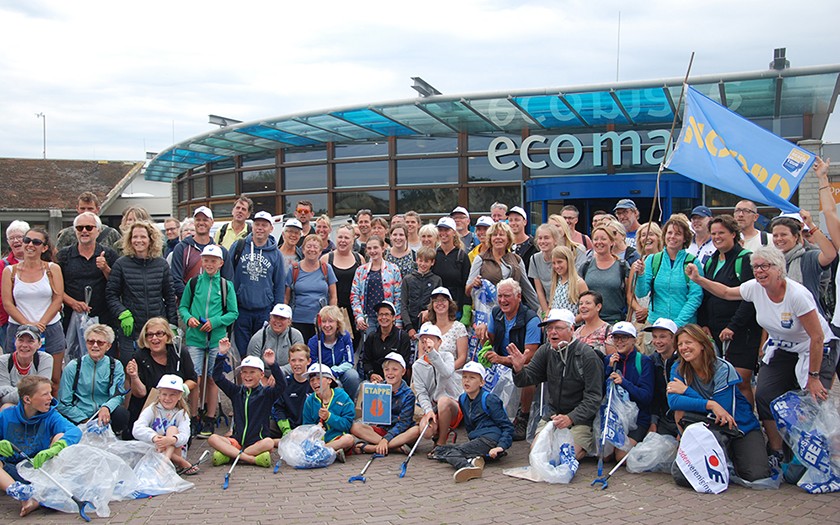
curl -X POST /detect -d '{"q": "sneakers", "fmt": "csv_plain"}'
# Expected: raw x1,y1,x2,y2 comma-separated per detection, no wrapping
197,417,214,439
213,450,231,466
512,410,529,442
453,456,485,483
768,450,784,472
336,448,346,463
254,451,271,468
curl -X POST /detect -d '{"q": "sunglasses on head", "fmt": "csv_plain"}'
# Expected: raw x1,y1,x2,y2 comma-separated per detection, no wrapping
75,225,96,232
22,237,45,246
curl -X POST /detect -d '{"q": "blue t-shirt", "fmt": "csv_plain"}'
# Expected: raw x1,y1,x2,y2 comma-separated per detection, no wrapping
486,312,541,354
286,265,338,324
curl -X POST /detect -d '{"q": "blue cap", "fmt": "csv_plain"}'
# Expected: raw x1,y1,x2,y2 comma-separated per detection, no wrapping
691,206,712,218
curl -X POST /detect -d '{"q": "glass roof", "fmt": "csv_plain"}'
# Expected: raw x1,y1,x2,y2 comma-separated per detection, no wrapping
145,66,840,181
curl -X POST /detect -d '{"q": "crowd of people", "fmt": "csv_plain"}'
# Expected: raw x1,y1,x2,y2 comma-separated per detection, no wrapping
1,158,840,516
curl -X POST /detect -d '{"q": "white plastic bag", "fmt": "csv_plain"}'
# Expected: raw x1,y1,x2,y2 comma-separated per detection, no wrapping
278,424,336,469
483,363,518,418
626,432,678,473
528,424,579,484
674,422,729,494
592,383,639,453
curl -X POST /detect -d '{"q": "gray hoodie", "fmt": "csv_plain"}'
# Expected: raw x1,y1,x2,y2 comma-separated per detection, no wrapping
411,349,463,414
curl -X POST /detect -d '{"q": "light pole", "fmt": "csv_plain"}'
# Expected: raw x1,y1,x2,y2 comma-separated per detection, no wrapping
35,112,46,159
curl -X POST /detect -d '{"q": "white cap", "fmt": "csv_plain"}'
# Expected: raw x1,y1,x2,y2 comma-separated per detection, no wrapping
643,318,678,334
156,374,185,392
539,308,576,327
383,352,406,369
460,361,486,378
201,245,224,259
193,206,213,220
507,206,527,220
776,212,809,231
430,286,452,300
284,218,303,230
450,206,469,217
476,216,494,228
236,356,265,374
417,323,442,339
436,217,457,230
374,301,396,315
306,363,336,380
270,303,293,318
253,211,273,223
611,321,637,338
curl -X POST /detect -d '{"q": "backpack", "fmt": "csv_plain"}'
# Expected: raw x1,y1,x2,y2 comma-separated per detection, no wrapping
70,356,116,407
7,351,41,374
578,257,630,300
231,239,247,270
187,275,230,316
650,251,696,291
218,222,252,243
9,261,57,298
291,261,329,285
703,250,751,283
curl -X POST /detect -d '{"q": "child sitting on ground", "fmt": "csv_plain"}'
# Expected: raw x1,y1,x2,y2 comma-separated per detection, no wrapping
351,352,419,455
413,324,463,448
132,374,195,474
209,338,285,468
430,361,513,483
302,364,355,462
269,344,312,443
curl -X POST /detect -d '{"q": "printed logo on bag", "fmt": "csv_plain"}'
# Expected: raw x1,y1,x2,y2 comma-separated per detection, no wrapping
705,452,725,484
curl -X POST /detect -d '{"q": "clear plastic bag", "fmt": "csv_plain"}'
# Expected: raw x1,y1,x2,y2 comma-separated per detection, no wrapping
626,432,678,473
277,424,336,469
528,424,579,484
482,363,518,418
592,383,639,453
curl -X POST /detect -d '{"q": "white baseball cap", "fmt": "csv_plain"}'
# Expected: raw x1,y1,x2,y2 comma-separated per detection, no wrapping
611,321,637,338
284,218,303,230
156,374,184,392
236,356,265,374
436,217,457,230
430,286,452,300
539,308,576,327
460,361,487,378
383,352,406,369
507,206,527,220
450,206,469,217
417,323,442,339
193,206,213,220
476,216,494,228
306,363,336,380
374,301,396,315
201,245,224,259
270,303,293,318
253,211,273,223
776,211,809,231
643,318,678,335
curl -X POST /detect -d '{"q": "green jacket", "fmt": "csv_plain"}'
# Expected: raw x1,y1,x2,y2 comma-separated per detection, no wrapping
57,355,125,424
178,271,239,348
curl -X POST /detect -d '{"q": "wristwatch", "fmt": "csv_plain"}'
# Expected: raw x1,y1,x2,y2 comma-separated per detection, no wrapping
808,371,820,378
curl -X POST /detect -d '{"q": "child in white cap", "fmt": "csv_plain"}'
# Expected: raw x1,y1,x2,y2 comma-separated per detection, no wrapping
413,323,463,449
132,374,194,474
302,363,355,462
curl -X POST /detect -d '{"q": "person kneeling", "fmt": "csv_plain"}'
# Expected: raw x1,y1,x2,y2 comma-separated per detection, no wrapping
209,338,285,468
431,362,513,483
303,364,355,462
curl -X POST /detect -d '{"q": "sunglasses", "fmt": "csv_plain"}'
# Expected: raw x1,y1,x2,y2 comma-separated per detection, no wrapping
86,339,109,347
75,225,96,232
22,237,46,246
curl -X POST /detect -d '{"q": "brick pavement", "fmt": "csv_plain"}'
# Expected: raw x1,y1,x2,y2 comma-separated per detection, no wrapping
3,421,840,525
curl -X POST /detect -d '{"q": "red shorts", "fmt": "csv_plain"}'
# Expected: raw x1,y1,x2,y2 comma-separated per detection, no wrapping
450,406,463,430
226,437,241,449
372,426,388,437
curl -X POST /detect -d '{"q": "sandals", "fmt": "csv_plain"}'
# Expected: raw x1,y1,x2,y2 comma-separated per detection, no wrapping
354,441,372,455
177,464,201,476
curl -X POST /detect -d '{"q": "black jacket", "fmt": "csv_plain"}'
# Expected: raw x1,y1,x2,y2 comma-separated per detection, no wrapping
362,327,412,380
697,245,758,338
400,270,443,332
106,256,178,335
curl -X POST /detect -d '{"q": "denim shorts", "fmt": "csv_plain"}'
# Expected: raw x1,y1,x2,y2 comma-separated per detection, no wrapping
187,345,219,376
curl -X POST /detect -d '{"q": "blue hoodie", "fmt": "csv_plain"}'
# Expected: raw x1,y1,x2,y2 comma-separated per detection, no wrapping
227,233,286,311
382,380,417,441
0,399,81,466
458,390,514,451
603,348,655,430
308,331,355,375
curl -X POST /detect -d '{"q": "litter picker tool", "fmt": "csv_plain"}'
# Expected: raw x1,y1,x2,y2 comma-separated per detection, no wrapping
273,460,281,474
591,451,630,490
399,420,431,478
596,362,619,479
222,449,244,490
348,453,384,483
11,442,94,522
177,450,210,475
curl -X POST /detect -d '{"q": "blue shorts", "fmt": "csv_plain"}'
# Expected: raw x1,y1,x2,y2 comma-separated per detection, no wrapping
5,322,64,356
2,460,24,483
187,345,219,376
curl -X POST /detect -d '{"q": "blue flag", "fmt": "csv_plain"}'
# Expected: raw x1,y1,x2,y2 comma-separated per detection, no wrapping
666,86,815,212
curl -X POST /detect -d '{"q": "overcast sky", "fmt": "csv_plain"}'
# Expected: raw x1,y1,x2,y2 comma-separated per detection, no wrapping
2,0,839,162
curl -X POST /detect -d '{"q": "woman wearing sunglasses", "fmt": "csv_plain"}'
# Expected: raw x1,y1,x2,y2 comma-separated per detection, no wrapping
1,227,65,392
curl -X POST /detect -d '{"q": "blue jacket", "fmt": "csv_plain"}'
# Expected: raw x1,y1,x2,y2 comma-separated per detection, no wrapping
302,387,355,443
213,354,286,448
382,380,417,441
667,358,759,434
57,355,126,424
271,373,312,428
0,399,81,466
308,331,355,375
227,234,286,311
458,390,514,451
603,348,654,430
635,250,704,326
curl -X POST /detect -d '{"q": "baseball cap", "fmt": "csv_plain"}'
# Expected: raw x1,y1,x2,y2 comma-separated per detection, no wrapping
156,374,184,393
460,361,487,378
374,301,396,315
611,321,637,338
15,324,40,341
643,318,678,334
690,206,712,218
236,356,265,374
776,212,809,231
476,216,494,228
417,323,442,339
613,199,637,212
507,206,527,220
270,303,293,318
201,245,224,259
284,218,303,230
306,363,336,380
450,206,469,217
430,286,452,300
539,308,576,327
436,217,456,230
383,352,406,369
193,206,213,220
253,211,273,223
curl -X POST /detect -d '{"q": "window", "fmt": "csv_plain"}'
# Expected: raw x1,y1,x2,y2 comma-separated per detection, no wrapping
190,177,207,199
467,155,520,182
211,202,234,218
397,157,457,185
334,191,389,216
241,169,276,193
284,193,328,216
334,141,389,159
334,161,389,188
397,137,457,155
285,148,327,163
396,188,457,213
211,173,236,196
468,186,521,213
285,165,327,191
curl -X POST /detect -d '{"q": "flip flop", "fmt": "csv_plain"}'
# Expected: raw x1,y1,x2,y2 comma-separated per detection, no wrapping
181,464,201,476
354,441,372,455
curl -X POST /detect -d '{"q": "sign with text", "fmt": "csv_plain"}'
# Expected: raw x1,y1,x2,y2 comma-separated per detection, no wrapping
362,382,392,426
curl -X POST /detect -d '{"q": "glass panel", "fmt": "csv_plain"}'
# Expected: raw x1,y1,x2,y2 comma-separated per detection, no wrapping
241,169,277,193
468,186,521,214
468,134,520,152
526,152,598,177
284,194,327,216
242,154,275,168
211,202,234,218
332,109,416,136
199,137,262,154
562,91,628,125
177,181,187,202
221,130,286,149
465,98,537,131
614,88,674,123
512,95,582,128
335,161,389,188
212,158,235,170
334,190,390,216
397,157,458,185
396,187,458,214
299,114,384,140
334,141,389,159
190,177,206,199
285,164,327,191
468,155,520,182
397,137,457,155
236,124,320,146
250,196,277,216
376,104,455,135
211,173,236,196
721,79,775,117
780,73,839,115
271,120,345,142
421,101,498,133
285,148,327,163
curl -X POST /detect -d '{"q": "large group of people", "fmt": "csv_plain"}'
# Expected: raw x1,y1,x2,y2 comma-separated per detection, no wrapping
2,158,840,517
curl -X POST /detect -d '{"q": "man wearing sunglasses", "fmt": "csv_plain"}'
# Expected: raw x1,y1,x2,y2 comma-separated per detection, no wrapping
54,192,123,252
56,212,119,358
294,200,314,246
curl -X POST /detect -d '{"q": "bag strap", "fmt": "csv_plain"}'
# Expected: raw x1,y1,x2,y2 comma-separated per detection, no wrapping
634,351,642,377
7,351,40,374
232,239,246,269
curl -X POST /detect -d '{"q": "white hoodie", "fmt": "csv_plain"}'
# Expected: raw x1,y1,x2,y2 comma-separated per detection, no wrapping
411,349,463,414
